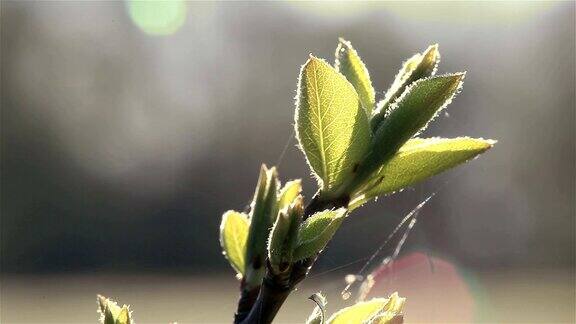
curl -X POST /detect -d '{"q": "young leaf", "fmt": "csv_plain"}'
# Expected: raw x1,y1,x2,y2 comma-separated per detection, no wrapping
97,295,133,324
370,293,406,324
306,292,328,324
372,44,440,131
268,210,291,271
97,295,111,315
268,197,303,273
370,313,403,324
98,295,122,324
382,292,406,314
116,306,132,324
104,306,116,324
351,137,495,206
293,208,346,261
353,73,465,193
335,38,375,116
278,179,302,211
295,56,371,195
219,210,249,275
244,165,279,288
327,298,388,324
327,293,405,324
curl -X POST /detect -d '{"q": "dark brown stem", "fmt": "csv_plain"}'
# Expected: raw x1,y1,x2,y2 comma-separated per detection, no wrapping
238,192,349,324
234,281,260,323
240,262,292,324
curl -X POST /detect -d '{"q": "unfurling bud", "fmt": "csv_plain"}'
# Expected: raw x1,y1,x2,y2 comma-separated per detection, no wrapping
268,196,304,273
244,165,279,288
372,44,441,131
97,295,133,324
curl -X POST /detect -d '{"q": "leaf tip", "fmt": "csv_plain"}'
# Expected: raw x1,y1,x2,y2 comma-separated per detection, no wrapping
337,37,351,48
97,294,107,313
304,55,327,70
302,54,316,70
260,163,269,172
453,71,466,81
424,43,440,62
267,165,278,177
308,53,318,60
480,138,498,150
456,71,467,81
440,72,466,94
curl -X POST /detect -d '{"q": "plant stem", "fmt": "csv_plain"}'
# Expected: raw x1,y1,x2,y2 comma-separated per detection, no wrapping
237,193,349,324
240,263,292,324
234,281,260,323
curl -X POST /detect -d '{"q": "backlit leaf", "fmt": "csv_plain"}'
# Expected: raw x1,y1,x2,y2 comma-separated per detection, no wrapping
358,137,495,201
97,295,111,315
104,306,116,324
353,73,465,192
295,56,371,194
278,179,302,211
372,44,440,131
244,165,278,288
327,298,388,324
327,293,405,324
219,210,249,275
268,197,303,272
370,293,406,324
335,38,375,116
97,295,132,324
293,208,346,261
268,211,291,271
116,306,131,324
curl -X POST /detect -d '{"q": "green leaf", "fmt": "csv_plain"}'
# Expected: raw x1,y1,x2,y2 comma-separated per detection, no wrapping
293,208,346,261
278,179,302,211
353,137,495,204
369,293,406,324
327,298,388,324
268,211,291,272
244,165,278,288
97,295,132,324
97,295,110,315
382,44,440,110
352,73,465,193
335,38,375,117
268,196,303,272
98,295,122,324
370,313,403,324
295,56,371,195
104,306,116,324
372,44,440,131
219,210,249,275
306,292,328,324
327,293,405,324
116,306,131,324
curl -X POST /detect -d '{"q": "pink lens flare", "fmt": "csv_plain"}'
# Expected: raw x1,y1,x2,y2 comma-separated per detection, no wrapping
365,251,477,323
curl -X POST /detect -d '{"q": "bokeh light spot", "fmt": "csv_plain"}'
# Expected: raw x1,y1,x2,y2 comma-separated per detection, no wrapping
127,0,187,36
365,252,480,323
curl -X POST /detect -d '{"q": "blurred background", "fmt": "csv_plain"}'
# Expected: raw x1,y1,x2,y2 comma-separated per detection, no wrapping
1,1,574,323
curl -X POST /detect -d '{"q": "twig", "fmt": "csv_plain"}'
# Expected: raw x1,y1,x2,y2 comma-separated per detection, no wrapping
238,193,349,324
